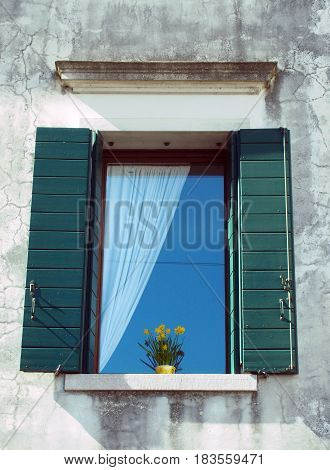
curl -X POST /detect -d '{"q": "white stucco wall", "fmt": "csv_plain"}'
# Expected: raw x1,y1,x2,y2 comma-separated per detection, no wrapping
0,0,329,450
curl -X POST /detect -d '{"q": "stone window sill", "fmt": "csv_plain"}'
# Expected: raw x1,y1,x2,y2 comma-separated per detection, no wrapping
64,374,257,392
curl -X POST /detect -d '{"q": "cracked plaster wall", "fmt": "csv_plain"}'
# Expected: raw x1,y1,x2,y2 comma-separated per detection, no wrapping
0,0,329,450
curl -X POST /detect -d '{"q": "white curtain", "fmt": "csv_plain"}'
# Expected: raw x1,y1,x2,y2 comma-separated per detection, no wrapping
99,165,190,372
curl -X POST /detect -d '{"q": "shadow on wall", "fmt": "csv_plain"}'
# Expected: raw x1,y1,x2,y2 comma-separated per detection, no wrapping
52,374,327,450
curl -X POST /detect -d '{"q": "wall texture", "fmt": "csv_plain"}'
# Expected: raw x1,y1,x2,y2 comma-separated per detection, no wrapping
0,0,329,449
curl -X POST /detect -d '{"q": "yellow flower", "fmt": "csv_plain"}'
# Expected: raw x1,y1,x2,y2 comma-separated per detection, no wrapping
155,324,165,334
162,344,168,351
166,328,171,334
144,329,150,335
156,333,166,341
174,325,185,335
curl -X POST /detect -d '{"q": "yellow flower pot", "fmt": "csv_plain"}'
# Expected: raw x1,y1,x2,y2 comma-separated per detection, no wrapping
155,365,176,374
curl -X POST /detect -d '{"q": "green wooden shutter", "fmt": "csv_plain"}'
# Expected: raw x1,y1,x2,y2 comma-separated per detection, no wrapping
227,134,240,373
233,128,297,374
84,133,104,373
20,127,93,372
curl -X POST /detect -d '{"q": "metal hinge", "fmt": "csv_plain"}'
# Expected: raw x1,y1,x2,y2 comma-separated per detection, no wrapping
280,275,293,293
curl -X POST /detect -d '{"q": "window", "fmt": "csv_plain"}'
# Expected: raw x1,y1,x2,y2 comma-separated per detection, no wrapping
20,127,297,379
97,151,226,374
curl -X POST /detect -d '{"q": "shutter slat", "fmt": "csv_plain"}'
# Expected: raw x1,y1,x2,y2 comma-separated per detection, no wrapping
242,214,291,232
239,129,283,143
242,196,289,214
25,288,83,307
30,213,85,231
25,269,83,287
21,348,80,372
241,233,289,251
242,252,288,270
31,195,85,213
244,309,292,329
244,329,294,349
29,232,85,249
241,178,290,196
35,142,90,158
241,161,289,177
22,328,81,348
23,307,82,328
33,177,87,195
36,127,90,142
243,271,292,289
241,143,285,160
27,250,85,268
243,290,289,309
244,350,294,373
34,159,88,177
20,127,92,373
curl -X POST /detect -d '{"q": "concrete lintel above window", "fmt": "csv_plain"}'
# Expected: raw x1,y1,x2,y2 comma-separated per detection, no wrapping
64,374,257,392
55,61,277,95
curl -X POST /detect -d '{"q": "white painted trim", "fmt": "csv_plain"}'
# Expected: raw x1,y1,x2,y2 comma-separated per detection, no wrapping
64,374,257,392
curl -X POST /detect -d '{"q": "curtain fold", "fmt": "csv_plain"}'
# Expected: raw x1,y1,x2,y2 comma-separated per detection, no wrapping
99,165,190,372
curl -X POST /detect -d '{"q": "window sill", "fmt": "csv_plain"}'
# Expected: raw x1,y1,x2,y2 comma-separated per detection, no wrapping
64,374,257,392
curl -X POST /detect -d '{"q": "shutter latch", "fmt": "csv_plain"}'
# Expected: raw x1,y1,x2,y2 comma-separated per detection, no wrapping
29,280,38,320
279,297,294,321
55,364,62,376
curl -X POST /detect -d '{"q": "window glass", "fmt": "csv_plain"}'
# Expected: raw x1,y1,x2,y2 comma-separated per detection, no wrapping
100,163,225,373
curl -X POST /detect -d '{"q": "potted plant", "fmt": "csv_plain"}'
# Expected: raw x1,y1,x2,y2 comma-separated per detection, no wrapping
138,324,185,374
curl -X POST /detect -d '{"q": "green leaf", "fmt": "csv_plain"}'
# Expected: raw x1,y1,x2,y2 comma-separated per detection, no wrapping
140,359,155,371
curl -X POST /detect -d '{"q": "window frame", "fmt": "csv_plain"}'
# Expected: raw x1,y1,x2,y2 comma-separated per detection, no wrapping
92,147,229,374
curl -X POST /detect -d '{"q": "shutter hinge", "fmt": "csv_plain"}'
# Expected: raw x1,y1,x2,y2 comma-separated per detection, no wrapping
55,364,62,376
280,275,293,293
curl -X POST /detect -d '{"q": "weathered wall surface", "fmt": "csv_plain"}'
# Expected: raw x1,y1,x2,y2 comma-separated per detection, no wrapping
0,0,329,449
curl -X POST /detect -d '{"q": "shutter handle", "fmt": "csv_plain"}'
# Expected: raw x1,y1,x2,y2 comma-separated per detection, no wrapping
279,298,285,321
29,280,38,320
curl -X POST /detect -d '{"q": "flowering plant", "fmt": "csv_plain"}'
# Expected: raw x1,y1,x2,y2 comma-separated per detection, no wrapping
138,324,185,371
